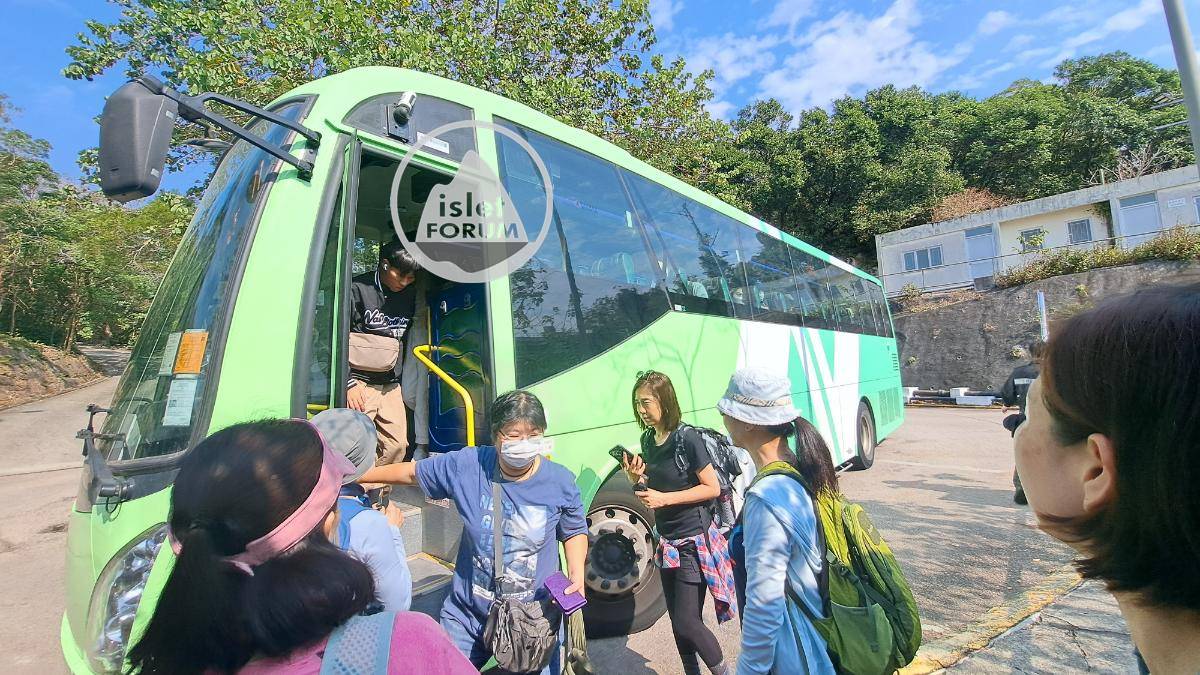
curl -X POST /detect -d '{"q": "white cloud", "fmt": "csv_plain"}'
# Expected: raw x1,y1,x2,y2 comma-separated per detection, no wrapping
1018,0,1159,69
759,0,817,36
978,10,1016,35
706,100,737,119
1005,34,1035,51
685,33,781,96
650,0,685,32
1062,0,1158,51
756,0,966,112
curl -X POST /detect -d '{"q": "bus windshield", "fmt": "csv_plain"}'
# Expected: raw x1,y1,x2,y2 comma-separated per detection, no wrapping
97,101,307,462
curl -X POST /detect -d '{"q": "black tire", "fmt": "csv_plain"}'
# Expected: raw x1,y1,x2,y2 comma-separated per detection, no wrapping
582,479,666,638
850,400,876,470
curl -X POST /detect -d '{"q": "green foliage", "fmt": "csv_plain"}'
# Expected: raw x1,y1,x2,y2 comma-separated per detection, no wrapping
994,227,1200,288
0,95,191,349
54,0,1198,272
63,0,732,195
720,52,1185,263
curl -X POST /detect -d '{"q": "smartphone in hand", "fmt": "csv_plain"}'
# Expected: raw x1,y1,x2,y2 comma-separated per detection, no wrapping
545,571,587,615
609,446,646,491
608,445,633,464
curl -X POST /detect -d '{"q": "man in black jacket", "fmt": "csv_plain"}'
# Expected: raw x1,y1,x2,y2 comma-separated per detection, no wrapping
347,240,421,466
1001,339,1045,505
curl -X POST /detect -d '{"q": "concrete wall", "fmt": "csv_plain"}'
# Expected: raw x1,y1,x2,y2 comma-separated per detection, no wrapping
893,260,1200,390
995,204,1109,272
1156,184,1200,228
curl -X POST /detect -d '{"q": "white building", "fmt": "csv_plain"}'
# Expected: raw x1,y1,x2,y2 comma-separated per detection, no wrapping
874,165,1200,296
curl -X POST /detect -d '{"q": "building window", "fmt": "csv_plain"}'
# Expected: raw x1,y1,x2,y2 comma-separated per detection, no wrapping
1194,196,1200,223
1019,228,1046,252
902,245,942,271
1067,218,1092,244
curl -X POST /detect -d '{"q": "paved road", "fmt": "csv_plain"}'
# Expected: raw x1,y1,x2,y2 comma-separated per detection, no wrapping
587,406,1076,673
0,401,1075,674
0,376,121,674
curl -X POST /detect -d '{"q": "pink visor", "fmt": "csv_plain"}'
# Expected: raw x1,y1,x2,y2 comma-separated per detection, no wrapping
169,419,357,575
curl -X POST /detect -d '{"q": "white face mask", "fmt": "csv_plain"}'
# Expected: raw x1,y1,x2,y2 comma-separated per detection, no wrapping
499,437,553,470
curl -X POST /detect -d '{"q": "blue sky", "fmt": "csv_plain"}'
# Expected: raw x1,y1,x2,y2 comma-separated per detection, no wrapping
1,0,1197,193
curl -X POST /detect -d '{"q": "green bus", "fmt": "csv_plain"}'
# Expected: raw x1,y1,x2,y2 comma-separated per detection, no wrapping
62,67,903,673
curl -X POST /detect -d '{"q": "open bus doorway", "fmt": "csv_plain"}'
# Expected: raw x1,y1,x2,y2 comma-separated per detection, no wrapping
349,148,491,458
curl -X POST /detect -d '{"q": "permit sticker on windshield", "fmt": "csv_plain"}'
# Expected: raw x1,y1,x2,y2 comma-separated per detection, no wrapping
158,332,182,376
163,377,198,427
174,330,209,375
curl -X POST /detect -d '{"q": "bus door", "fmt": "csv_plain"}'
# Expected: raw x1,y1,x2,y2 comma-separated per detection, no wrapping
426,279,490,453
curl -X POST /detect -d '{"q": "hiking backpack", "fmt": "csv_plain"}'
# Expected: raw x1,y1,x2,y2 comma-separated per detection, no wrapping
671,424,756,531
754,463,922,675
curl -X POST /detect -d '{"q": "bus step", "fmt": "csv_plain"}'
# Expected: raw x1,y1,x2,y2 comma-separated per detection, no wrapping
391,485,463,564
407,552,454,619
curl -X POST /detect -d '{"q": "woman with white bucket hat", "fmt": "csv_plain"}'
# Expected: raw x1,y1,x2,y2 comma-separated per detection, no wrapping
718,367,836,675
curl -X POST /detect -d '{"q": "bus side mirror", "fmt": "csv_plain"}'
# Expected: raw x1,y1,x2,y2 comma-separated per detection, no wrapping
98,79,178,203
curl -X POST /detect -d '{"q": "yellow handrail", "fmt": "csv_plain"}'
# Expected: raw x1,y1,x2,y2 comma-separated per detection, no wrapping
412,344,476,447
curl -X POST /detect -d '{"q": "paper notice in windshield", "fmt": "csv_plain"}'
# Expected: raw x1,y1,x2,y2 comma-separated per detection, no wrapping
174,330,209,375
158,332,182,376
163,377,198,427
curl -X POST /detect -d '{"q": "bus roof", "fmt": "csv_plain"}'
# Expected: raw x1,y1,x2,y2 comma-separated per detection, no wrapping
277,66,881,286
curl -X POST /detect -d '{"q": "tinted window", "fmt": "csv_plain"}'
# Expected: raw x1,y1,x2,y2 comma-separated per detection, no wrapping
625,173,753,318
99,102,308,460
867,281,893,337
793,251,840,331
731,231,788,323
497,121,668,387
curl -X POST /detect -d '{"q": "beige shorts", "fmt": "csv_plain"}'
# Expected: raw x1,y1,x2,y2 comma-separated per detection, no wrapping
357,381,408,465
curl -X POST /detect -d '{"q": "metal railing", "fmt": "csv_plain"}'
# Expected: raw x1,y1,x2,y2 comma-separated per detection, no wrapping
880,224,1200,296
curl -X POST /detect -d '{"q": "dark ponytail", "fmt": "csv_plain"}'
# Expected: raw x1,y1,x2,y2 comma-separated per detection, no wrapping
126,420,374,674
791,417,840,496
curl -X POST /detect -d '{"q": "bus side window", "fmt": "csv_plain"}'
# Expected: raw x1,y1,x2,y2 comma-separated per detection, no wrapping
495,120,669,387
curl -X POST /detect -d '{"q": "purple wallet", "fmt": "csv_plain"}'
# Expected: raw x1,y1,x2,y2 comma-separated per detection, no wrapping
545,571,587,615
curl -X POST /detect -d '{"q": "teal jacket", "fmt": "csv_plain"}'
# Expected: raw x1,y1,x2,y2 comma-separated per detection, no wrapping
736,473,835,675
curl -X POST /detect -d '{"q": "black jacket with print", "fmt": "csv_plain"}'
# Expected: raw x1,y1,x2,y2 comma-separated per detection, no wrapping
349,271,416,385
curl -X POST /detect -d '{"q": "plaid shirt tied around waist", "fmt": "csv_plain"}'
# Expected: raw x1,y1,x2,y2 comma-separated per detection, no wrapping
654,521,739,623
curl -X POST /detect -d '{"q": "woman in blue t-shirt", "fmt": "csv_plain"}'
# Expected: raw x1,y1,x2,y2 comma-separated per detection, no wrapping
361,390,588,675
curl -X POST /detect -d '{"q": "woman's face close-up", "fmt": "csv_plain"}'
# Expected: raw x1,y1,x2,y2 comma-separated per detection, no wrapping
1014,379,1093,542
495,419,544,448
634,386,663,429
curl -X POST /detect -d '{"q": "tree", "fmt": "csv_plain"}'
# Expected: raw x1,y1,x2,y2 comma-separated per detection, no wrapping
63,0,731,191
0,93,190,348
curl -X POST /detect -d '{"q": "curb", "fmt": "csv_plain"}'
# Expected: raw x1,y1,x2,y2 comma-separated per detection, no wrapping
899,564,1083,674
0,374,110,413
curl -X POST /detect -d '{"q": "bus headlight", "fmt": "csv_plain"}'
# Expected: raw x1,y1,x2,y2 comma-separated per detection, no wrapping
84,523,168,673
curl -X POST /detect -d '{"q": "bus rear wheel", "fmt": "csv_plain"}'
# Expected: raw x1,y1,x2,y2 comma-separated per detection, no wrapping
582,480,665,638
850,400,876,470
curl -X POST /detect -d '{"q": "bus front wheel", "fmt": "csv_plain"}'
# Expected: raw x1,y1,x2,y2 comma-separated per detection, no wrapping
850,400,876,470
582,479,666,638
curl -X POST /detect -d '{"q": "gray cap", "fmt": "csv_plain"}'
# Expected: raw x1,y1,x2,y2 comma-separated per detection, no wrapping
311,408,378,483
717,367,801,427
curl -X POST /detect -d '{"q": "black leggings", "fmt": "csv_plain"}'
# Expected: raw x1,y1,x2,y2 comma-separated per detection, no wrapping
661,566,723,668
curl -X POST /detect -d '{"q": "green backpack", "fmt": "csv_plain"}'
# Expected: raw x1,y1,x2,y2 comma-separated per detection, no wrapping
753,463,921,675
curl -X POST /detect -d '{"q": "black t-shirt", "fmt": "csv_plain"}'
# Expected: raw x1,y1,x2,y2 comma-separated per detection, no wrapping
350,271,417,385
640,426,713,539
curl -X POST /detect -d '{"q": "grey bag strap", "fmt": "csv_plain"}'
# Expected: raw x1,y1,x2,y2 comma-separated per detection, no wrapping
492,467,505,593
